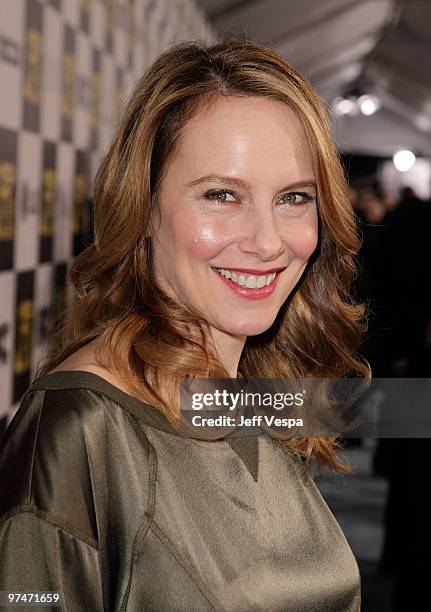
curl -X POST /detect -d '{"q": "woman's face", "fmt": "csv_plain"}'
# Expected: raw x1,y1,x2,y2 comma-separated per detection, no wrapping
152,95,319,338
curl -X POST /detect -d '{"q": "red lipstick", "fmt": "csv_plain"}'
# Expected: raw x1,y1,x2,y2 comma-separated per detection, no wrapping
214,266,286,275
211,267,284,301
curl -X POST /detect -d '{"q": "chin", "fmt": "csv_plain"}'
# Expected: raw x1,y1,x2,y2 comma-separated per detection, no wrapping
217,315,277,337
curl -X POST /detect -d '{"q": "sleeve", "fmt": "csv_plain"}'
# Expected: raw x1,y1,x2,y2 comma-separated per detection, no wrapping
0,388,108,611
0,507,104,612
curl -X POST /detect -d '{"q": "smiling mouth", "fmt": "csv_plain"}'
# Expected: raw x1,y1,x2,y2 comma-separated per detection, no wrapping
212,267,280,289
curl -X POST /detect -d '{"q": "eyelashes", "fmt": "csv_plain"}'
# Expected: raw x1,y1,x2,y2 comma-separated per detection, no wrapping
202,189,316,206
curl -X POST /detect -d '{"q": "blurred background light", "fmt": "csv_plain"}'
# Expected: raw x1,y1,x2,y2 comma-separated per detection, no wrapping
393,149,416,172
333,96,359,116
333,92,381,117
358,94,381,116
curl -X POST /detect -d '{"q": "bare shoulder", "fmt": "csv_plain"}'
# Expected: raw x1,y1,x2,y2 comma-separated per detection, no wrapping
48,338,132,395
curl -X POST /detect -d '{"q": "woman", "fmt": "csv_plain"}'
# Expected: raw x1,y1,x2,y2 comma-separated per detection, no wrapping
0,39,368,611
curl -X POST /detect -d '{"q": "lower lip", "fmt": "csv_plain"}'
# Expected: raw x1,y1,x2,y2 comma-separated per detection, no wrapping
212,269,281,300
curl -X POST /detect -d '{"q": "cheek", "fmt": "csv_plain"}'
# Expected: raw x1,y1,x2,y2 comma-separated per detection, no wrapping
180,217,230,260
286,220,319,260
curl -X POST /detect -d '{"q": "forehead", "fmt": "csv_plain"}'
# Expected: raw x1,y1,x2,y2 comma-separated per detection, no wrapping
170,95,314,180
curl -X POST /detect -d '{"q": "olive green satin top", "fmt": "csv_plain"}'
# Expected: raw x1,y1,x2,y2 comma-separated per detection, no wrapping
0,371,361,611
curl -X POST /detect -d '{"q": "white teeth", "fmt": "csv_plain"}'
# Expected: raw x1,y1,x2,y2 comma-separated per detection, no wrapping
215,268,277,288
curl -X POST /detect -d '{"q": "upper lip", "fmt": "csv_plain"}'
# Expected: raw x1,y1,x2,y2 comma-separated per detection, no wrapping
212,266,286,274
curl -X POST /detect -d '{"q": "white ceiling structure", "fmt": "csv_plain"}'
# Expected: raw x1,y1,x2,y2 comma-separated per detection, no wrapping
197,0,431,157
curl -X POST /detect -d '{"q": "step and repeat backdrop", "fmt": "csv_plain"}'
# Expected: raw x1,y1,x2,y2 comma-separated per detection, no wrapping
0,0,215,427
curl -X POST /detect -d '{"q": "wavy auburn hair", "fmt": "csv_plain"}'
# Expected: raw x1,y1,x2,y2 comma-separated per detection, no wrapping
35,38,370,473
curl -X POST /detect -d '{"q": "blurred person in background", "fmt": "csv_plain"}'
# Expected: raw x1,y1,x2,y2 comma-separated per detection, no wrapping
344,188,389,451
384,186,431,376
354,189,389,378
373,185,431,611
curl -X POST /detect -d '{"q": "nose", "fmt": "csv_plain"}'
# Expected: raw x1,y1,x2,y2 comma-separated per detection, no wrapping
237,206,285,261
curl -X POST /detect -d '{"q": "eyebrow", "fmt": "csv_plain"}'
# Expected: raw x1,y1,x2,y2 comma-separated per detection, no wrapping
186,174,317,192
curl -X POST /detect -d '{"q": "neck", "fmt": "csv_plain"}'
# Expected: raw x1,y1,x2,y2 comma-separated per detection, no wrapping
209,327,247,378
